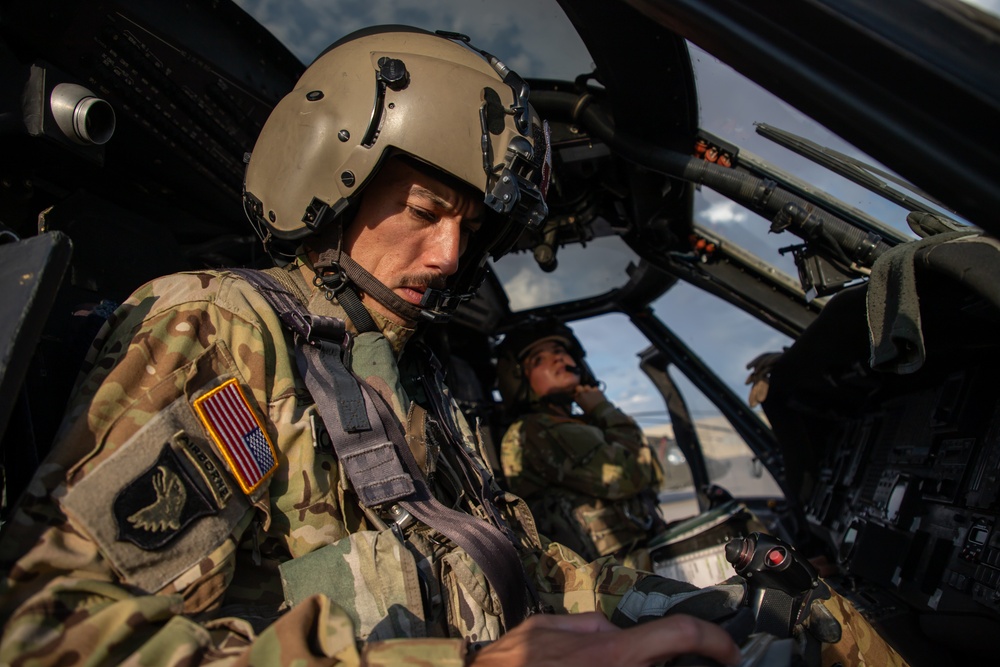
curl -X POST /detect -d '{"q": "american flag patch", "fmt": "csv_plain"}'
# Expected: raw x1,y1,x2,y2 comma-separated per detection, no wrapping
193,379,277,495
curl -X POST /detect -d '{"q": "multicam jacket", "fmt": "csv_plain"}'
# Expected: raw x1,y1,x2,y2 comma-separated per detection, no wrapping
0,261,647,667
501,401,667,571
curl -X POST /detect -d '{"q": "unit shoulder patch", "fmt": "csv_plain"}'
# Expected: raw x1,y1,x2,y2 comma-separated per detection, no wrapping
193,378,278,495
61,384,252,593
114,443,216,550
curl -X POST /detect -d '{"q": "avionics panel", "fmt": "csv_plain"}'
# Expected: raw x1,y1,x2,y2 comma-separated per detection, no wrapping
765,270,1000,666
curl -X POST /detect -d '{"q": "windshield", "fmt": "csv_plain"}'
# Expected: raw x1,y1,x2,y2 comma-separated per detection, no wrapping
235,0,593,79
231,0,970,483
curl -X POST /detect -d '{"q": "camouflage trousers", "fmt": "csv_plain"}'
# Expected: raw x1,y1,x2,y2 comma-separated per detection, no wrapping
818,591,909,667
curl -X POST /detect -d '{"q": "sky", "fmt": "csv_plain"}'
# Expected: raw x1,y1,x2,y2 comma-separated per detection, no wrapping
232,0,993,427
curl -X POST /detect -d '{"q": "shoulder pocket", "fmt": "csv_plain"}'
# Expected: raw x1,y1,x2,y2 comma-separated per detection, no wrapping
61,343,261,593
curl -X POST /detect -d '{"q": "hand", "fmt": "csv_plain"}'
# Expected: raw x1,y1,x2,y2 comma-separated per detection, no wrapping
573,385,607,412
469,612,741,667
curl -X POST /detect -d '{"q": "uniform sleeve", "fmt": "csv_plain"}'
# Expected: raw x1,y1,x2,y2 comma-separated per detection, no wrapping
525,535,652,619
504,406,662,501
587,400,645,452
0,274,470,667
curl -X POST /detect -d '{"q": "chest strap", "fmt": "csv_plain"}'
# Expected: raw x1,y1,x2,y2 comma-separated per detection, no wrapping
229,267,533,629
417,345,521,542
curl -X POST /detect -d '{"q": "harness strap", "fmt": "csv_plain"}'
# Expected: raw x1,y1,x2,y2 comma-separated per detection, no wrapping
229,267,532,628
363,381,533,627
235,268,372,434
418,345,518,538
298,342,415,504
337,285,380,334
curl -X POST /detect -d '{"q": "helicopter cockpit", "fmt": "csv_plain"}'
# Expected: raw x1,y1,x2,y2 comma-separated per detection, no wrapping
2,1,999,664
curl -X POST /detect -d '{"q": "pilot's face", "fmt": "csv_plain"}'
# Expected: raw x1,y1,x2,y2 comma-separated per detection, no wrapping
524,340,580,397
343,158,483,325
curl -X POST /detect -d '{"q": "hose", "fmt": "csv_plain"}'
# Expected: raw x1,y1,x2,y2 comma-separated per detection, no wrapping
530,90,891,267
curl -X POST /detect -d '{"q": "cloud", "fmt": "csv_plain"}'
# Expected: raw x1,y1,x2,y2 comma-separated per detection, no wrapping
500,263,565,310
699,199,748,226
959,0,1000,14
234,0,593,79
492,236,640,311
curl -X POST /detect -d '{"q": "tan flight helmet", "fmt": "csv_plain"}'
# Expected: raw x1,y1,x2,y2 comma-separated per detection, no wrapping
243,25,550,321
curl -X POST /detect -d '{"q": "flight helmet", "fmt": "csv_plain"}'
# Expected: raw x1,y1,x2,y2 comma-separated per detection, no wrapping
496,318,596,412
243,26,550,322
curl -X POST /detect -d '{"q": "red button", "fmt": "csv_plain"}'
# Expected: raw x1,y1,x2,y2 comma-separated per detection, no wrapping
766,548,786,566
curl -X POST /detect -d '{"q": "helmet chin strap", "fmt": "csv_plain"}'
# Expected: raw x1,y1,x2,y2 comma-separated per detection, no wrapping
313,249,446,326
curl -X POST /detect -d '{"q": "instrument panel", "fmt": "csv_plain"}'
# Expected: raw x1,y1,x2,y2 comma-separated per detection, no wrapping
765,270,1000,665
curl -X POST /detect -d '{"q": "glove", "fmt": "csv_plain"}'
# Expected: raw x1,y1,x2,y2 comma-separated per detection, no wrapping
611,575,746,629
610,574,843,666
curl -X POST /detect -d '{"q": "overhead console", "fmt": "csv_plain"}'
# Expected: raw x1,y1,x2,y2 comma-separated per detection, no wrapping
0,0,301,243
763,237,1000,665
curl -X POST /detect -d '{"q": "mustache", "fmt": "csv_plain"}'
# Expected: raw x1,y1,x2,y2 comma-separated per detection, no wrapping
398,273,448,290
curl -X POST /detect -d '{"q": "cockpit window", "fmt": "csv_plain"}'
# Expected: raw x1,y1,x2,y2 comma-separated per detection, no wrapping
234,0,594,80
492,236,639,311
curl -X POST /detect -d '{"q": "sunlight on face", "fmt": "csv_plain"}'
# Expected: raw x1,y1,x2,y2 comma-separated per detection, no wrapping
524,340,580,396
343,158,483,325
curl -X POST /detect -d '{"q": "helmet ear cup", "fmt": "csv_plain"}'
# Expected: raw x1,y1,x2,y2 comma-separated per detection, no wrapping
495,346,529,415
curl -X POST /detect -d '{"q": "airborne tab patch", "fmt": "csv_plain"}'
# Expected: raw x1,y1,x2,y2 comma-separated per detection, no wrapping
193,378,277,495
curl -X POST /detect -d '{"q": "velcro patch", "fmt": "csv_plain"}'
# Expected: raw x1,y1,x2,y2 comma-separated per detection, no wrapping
61,389,251,593
193,378,277,495
114,443,217,550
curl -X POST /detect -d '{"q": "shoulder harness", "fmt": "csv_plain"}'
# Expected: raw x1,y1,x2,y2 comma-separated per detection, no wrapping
229,268,535,629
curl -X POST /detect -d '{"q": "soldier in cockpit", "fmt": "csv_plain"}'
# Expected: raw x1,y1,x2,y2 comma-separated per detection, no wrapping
498,319,669,571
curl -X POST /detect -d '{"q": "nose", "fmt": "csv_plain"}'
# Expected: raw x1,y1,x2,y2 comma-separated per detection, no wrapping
423,216,463,277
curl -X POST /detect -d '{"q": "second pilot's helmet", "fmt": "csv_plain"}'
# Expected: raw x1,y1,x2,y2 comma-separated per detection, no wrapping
495,318,593,411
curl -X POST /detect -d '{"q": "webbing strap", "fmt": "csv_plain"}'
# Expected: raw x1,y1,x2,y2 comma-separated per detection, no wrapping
362,381,532,628
419,348,514,534
297,343,415,505
234,269,403,504
229,267,531,628
231,269,370,433
337,285,379,334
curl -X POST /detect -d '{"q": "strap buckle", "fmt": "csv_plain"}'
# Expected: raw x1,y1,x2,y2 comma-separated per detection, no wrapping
388,503,416,543
313,262,349,300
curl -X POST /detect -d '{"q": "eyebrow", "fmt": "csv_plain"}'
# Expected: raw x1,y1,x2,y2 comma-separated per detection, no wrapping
411,185,483,223
411,185,451,209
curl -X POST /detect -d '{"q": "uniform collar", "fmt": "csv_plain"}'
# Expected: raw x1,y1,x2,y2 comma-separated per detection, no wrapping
292,257,415,355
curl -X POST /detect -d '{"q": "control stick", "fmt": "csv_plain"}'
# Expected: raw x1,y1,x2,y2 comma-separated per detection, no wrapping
725,532,819,638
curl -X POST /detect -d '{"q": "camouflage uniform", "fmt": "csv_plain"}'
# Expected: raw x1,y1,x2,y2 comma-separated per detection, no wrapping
499,407,911,665
501,400,667,571
0,261,647,666
815,591,910,667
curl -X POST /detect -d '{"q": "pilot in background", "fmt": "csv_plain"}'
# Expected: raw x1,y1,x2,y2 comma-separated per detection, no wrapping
498,319,669,571
0,25,903,667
